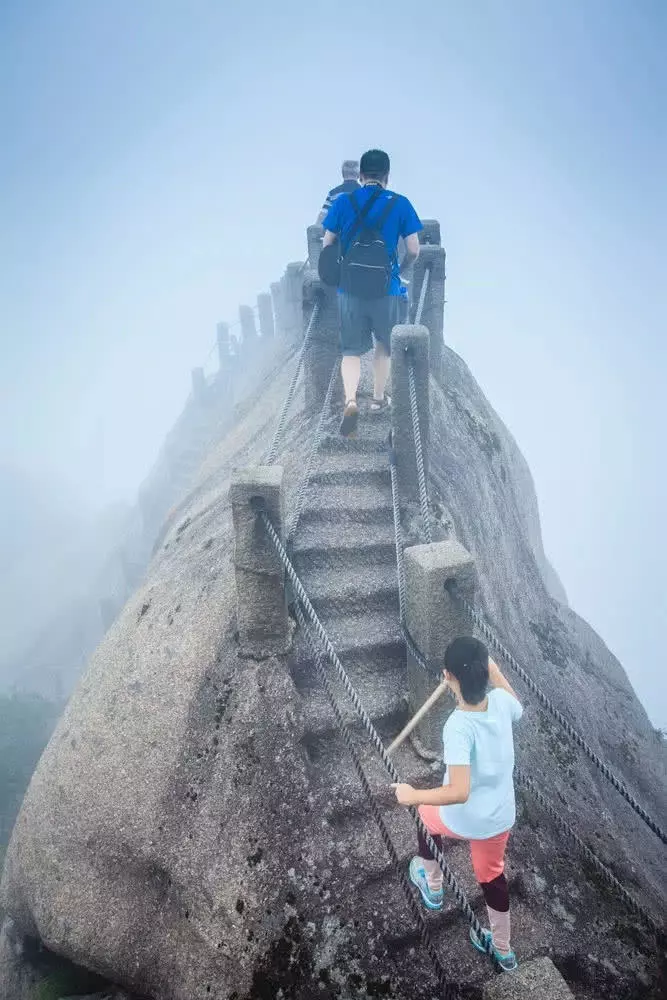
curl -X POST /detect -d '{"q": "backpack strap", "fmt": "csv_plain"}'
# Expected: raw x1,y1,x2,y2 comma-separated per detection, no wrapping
373,193,399,230
343,187,384,252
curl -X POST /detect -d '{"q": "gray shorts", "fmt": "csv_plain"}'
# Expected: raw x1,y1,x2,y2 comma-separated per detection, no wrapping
338,293,408,357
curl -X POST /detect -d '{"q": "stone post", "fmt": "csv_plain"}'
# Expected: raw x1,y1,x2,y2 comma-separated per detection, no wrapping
229,467,289,656
390,325,429,503
271,281,285,338
191,366,207,402
257,292,275,340
283,262,305,345
419,220,441,246
404,540,476,754
216,322,230,368
412,242,446,375
216,322,234,398
239,304,258,347
483,957,574,999
306,225,324,272
303,273,340,415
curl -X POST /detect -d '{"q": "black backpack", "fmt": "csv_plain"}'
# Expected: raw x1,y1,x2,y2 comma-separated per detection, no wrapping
318,188,398,299
341,189,398,299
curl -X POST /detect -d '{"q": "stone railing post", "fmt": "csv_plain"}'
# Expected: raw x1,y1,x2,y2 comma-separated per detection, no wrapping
271,281,286,338
257,292,275,340
412,231,446,375
419,219,441,246
303,272,339,416
283,262,305,345
239,304,258,347
390,324,429,503
306,224,324,272
229,467,289,656
404,540,476,754
216,322,230,368
191,366,207,403
216,321,234,397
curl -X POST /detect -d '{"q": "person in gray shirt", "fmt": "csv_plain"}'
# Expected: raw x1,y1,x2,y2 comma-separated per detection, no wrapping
316,160,360,224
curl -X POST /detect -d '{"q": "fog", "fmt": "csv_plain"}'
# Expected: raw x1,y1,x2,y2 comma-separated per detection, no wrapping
1,1,665,726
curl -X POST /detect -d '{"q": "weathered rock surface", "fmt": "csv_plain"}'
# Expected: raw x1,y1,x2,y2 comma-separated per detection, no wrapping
1,346,665,1000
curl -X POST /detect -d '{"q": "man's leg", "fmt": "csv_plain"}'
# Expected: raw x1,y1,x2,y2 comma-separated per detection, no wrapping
372,342,390,403
339,294,371,436
370,296,398,406
341,355,362,404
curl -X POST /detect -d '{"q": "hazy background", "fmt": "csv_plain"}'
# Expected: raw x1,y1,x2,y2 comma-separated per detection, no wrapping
1,1,665,724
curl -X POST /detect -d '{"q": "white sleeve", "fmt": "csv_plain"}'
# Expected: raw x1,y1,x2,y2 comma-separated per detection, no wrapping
494,686,523,723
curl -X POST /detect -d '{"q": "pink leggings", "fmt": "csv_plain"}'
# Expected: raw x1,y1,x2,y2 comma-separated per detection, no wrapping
418,805,511,911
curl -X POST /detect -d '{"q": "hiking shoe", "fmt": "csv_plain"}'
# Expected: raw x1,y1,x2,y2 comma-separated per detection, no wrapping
408,857,443,911
469,926,518,971
369,394,391,414
339,399,359,437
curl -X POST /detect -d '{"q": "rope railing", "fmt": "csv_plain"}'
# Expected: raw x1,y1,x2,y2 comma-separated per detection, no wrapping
447,584,667,846
388,434,439,678
294,600,462,998
287,360,338,542
414,266,431,326
231,224,664,974
389,428,664,938
514,768,665,940
254,505,501,969
407,357,432,543
385,315,666,939
265,301,321,465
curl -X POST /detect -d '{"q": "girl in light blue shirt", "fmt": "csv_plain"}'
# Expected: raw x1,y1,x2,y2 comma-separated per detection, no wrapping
393,636,523,972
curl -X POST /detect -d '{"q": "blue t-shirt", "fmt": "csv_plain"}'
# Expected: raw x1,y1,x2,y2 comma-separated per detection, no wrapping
322,185,422,296
439,688,523,839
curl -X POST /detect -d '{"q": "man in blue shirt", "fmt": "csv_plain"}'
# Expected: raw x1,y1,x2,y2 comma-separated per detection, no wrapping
321,149,422,436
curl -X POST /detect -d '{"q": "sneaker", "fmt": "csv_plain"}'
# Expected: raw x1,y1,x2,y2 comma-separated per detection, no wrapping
469,926,518,972
339,399,359,437
369,394,391,414
408,857,443,911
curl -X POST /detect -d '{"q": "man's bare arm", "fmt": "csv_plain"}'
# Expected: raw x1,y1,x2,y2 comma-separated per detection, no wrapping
322,230,338,248
399,232,420,275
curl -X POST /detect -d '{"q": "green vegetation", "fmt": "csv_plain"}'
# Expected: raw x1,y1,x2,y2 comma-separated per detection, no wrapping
0,691,62,856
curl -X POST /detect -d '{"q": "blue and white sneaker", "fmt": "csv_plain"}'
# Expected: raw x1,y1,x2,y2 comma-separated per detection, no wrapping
469,926,518,972
408,857,444,911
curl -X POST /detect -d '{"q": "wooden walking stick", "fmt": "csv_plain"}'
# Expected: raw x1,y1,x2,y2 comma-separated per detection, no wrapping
387,679,449,755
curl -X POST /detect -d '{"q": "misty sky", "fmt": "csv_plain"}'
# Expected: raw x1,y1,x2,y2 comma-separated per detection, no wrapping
1,1,665,725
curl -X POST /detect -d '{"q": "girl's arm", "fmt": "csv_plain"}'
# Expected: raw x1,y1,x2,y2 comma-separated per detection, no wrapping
392,765,470,807
488,659,520,702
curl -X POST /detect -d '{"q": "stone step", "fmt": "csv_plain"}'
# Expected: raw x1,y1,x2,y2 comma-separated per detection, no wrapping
300,673,408,745
320,418,391,454
304,734,441,821
310,450,391,486
299,484,393,530
296,561,399,617
291,637,405,691
291,520,396,562
292,541,397,576
308,607,404,655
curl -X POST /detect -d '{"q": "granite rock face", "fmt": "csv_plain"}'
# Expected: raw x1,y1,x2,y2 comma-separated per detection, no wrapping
1,345,665,1000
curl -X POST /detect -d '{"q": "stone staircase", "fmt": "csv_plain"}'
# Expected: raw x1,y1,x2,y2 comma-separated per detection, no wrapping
290,403,406,743
283,386,578,995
